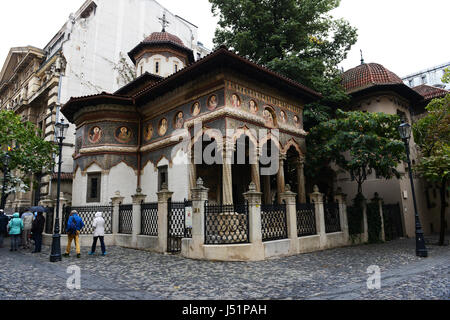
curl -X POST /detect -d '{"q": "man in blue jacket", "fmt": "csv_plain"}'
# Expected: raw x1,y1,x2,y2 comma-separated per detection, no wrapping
63,210,84,258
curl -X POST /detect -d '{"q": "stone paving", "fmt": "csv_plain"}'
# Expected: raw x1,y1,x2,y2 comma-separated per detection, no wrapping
0,238,448,300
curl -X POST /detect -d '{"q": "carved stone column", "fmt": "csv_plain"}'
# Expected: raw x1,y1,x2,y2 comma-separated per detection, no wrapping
131,189,147,247
309,185,326,248
334,188,349,244
276,154,287,204
187,178,209,259
250,152,261,193
296,157,306,203
280,185,298,254
188,153,197,200
262,175,271,204
222,142,234,204
111,191,125,235
243,182,265,260
157,183,173,253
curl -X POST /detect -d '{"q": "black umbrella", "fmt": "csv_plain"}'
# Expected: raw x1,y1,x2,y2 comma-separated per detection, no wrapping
28,206,47,213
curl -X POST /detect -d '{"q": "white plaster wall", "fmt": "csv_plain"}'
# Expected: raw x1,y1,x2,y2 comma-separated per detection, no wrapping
141,161,158,202
169,149,189,201
72,167,85,206
138,54,184,77
106,162,137,204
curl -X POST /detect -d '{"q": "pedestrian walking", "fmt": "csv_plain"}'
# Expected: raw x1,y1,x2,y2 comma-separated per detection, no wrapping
21,211,34,249
8,213,23,251
0,209,9,248
31,212,45,253
88,211,107,256
63,210,84,258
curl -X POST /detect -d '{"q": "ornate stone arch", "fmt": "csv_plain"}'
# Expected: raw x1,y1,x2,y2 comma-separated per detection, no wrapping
282,138,304,157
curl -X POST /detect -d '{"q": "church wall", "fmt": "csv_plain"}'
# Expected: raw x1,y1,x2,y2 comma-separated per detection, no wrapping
141,161,158,203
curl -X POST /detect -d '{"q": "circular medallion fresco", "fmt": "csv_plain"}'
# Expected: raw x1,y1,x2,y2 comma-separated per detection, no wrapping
158,118,168,136
280,110,287,123
263,108,275,127
144,123,153,142
88,126,102,144
231,93,241,108
207,95,218,111
174,111,184,129
294,115,301,128
115,126,133,143
249,100,258,114
192,101,201,116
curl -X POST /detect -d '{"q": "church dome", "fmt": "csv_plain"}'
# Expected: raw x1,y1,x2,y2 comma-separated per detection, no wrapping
143,32,185,47
342,63,403,93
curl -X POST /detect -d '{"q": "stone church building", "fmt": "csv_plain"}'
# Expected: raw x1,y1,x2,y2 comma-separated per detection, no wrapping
61,30,321,208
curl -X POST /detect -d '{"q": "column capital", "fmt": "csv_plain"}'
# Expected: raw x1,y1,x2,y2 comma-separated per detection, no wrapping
334,187,347,203
111,191,125,206
132,193,147,205
279,153,287,161
309,185,323,203
243,182,262,206
279,184,297,205
191,177,209,201
157,184,174,203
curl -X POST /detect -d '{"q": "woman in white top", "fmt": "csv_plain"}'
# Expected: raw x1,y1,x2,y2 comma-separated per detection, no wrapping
88,212,107,256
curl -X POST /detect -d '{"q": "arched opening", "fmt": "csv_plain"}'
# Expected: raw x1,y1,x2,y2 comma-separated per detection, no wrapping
259,139,280,204
285,146,301,202
231,135,257,204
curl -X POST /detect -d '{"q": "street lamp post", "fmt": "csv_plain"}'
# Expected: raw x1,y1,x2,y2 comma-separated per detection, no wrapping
398,122,428,258
0,152,11,210
50,118,69,263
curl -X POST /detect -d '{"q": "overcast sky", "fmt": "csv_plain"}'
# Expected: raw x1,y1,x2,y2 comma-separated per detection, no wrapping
0,0,449,78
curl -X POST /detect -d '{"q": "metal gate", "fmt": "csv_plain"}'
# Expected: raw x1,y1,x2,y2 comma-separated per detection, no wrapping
382,203,404,241
167,199,192,253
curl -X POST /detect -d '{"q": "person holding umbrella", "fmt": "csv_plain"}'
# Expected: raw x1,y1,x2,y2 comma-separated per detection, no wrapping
31,212,45,253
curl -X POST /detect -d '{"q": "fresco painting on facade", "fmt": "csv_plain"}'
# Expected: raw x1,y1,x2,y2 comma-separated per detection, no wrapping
144,123,153,142
263,107,276,128
231,93,241,108
88,126,102,144
115,126,133,144
280,110,287,124
293,115,301,128
207,95,218,111
192,101,201,116
174,111,184,129
158,118,168,136
249,100,258,114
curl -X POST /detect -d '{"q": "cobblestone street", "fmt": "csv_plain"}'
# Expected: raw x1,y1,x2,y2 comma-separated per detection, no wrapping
0,238,448,300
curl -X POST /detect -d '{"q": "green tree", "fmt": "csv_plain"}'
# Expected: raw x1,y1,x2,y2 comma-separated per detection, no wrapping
413,94,450,245
210,0,358,184
308,109,405,195
0,110,56,204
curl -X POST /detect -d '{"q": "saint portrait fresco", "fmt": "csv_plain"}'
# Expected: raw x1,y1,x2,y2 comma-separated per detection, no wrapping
231,93,241,108
207,95,218,111
293,115,301,128
158,118,168,136
192,101,201,116
115,126,133,143
263,108,275,127
249,100,258,114
144,123,153,142
174,111,184,129
88,126,102,144
280,110,287,123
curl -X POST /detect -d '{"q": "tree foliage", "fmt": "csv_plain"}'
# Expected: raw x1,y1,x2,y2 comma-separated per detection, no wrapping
210,0,358,124
413,93,450,245
308,110,405,194
0,110,56,196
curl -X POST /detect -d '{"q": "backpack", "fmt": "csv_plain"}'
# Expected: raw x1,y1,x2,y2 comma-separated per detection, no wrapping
67,217,77,235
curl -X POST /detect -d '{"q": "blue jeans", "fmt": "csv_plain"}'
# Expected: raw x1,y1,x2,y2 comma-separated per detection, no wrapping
91,236,106,254
10,234,20,250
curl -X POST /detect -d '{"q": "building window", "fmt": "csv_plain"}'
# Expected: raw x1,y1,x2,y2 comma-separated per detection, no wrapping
87,173,101,203
409,79,414,87
140,65,143,76
174,63,178,73
158,165,168,191
155,62,159,74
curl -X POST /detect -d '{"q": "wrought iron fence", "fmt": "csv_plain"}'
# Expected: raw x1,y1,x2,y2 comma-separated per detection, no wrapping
347,205,363,235
141,202,158,236
204,202,249,245
119,204,133,234
382,203,403,241
324,202,341,233
296,203,316,237
62,205,113,235
44,207,54,234
261,203,288,241
167,200,192,253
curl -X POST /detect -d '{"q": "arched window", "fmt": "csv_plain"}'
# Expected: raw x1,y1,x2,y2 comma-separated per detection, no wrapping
155,61,159,74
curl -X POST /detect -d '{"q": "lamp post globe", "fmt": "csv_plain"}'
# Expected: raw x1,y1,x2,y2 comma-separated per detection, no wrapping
50,118,69,262
398,122,428,258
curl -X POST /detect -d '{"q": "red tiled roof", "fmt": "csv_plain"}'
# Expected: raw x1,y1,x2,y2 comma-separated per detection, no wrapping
143,32,185,47
412,84,449,101
51,173,73,180
342,63,404,93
